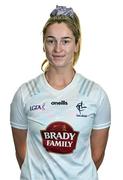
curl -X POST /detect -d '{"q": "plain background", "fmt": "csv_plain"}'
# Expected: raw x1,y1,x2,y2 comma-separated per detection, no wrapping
0,0,123,179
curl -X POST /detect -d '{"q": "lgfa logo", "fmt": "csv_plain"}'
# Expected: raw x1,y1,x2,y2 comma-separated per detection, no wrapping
30,103,45,111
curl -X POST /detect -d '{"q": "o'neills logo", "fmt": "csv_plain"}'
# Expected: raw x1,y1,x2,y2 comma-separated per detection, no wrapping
51,100,68,105
41,122,79,154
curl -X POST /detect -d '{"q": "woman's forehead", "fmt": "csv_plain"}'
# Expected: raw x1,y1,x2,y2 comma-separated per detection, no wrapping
45,23,74,37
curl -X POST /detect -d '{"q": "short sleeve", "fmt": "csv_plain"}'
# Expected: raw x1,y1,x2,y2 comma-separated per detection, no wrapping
10,86,28,129
93,92,111,129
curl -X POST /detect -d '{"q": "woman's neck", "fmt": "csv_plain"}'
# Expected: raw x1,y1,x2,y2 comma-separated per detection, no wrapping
45,67,76,90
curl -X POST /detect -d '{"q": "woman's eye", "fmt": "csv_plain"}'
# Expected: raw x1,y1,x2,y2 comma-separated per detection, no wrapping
46,39,54,44
62,40,70,44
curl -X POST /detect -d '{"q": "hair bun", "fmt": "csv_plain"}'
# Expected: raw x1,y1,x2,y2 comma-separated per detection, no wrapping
50,5,74,17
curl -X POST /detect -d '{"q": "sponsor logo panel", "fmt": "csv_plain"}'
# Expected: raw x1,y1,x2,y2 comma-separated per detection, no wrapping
41,121,79,154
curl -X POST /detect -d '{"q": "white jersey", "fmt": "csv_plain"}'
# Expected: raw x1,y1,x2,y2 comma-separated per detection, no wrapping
10,73,111,180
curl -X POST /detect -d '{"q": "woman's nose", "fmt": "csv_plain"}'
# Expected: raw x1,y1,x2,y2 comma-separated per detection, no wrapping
54,42,63,52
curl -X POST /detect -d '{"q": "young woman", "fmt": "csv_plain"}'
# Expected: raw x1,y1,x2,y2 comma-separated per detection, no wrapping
10,5,111,180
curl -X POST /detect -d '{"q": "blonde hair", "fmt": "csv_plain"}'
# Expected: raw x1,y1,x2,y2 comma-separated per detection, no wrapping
41,12,81,72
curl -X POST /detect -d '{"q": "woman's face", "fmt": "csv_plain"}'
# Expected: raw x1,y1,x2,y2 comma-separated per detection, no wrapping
43,22,78,68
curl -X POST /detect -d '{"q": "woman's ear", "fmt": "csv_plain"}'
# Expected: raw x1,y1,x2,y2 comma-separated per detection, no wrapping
43,45,45,52
75,39,81,53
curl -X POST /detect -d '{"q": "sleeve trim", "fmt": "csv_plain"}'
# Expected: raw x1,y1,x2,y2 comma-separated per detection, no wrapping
10,122,28,129
93,121,111,130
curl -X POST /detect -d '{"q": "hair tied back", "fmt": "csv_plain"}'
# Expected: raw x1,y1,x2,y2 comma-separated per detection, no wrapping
50,5,74,17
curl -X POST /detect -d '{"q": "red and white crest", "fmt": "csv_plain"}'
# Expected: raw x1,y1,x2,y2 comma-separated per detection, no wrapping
41,121,79,154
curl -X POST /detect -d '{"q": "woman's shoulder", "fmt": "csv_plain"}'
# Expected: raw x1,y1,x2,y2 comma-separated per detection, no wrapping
13,74,43,102
77,73,109,101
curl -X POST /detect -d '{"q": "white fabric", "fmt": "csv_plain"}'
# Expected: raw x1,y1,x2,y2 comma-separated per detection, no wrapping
10,73,111,180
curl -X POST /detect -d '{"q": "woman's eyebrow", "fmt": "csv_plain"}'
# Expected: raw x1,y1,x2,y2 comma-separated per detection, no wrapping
46,36,55,39
46,36,73,39
61,37,73,39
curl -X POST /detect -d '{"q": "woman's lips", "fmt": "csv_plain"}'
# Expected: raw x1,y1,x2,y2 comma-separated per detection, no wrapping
53,55,65,57
52,55,65,59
